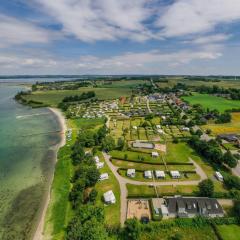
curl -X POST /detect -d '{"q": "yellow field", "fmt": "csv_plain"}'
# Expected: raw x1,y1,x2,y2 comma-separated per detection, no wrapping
203,112,240,135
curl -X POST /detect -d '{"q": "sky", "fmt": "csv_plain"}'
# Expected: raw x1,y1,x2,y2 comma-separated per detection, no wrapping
1,0,240,75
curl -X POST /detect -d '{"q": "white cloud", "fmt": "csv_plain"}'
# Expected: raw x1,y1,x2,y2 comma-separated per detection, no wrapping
0,14,55,47
34,0,156,42
156,0,240,37
0,46,222,74
184,34,231,45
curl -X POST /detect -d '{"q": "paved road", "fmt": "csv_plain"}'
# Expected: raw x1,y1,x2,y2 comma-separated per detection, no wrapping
146,98,152,113
102,152,208,225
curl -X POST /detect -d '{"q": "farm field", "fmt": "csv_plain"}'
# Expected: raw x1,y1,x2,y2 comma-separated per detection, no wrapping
202,112,240,134
182,93,240,112
216,224,240,240
23,87,132,106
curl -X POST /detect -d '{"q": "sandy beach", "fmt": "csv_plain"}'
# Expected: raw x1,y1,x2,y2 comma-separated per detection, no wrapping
33,107,66,240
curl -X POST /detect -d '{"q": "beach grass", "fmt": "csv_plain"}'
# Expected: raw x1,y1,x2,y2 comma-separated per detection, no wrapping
43,145,73,240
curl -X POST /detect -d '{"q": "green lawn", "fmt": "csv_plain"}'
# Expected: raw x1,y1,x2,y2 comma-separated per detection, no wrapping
127,184,198,197
112,159,195,171
216,224,240,240
119,169,199,182
95,152,120,228
110,150,162,164
23,87,132,106
165,142,193,163
140,225,217,240
182,93,240,112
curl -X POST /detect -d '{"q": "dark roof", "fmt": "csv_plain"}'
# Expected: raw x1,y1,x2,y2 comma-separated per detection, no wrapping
166,197,224,216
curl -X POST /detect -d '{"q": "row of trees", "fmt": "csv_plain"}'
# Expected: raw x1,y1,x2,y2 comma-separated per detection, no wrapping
66,124,110,239
62,91,96,102
195,85,240,100
188,136,238,168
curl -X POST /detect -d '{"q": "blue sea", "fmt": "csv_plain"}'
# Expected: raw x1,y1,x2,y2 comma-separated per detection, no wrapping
0,84,62,239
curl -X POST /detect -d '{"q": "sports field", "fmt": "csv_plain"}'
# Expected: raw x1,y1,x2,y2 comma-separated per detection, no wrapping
182,93,240,112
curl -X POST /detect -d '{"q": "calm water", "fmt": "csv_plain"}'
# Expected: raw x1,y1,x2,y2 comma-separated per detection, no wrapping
0,84,61,239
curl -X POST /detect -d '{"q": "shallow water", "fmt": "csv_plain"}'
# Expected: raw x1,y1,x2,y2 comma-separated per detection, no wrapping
0,84,61,239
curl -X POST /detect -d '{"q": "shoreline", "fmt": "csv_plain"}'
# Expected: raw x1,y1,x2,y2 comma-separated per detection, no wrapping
33,107,67,240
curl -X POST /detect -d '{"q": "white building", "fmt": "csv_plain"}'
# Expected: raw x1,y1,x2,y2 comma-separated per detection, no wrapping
156,125,161,129
103,190,116,204
96,162,104,169
182,127,190,131
155,170,165,179
215,171,224,182
99,173,109,181
127,169,136,178
94,156,100,163
152,152,159,158
132,126,138,130
144,170,152,179
170,171,181,179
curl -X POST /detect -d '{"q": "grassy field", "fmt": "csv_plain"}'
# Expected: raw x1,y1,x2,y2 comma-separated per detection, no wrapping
140,225,217,240
23,87,132,106
127,184,198,197
95,152,120,227
216,224,240,240
119,169,199,182
43,144,73,240
202,112,240,134
165,142,194,163
182,93,240,112
110,150,162,164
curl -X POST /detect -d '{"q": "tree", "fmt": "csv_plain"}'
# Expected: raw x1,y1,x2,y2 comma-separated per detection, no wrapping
233,201,240,219
198,179,214,197
89,189,98,203
117,137,125,150
102,135,116,152
223,151,238,168
85,166,100,187
124,218,141,240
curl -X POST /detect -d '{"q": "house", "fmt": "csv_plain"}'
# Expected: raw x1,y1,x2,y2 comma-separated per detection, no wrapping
94,156,100,163
218,134,239,142
170,171,181,179
152,152,159,158
99,173,109,181
127,169,136,178
155,170,165,179
96,162,104,169
162,196,224,218
181,127,190,131
103,190,116,204
144,170,152,179
215,171,224,182
132,126,138,130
